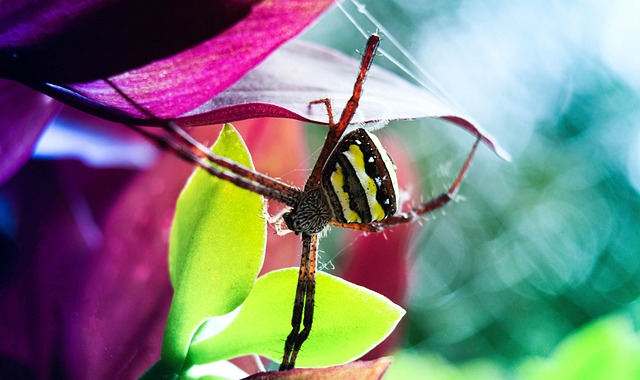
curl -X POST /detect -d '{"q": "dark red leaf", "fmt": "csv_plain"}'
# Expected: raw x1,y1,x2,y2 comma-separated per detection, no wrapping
243,357,393,380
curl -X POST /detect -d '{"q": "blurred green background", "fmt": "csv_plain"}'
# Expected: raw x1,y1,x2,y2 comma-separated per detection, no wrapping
303,0,640,377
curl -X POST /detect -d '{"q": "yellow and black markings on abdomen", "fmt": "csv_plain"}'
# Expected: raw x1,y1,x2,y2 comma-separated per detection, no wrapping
321,128,399,224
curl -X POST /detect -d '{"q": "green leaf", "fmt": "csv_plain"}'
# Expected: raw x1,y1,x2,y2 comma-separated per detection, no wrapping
518,315,640,380
161,124,266,372
185,268,405,369
383,351,506,380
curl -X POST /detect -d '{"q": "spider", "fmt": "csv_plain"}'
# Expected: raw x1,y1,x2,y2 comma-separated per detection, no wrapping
109,34,480,370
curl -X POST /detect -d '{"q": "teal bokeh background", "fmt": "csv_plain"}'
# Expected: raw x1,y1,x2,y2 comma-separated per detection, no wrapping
304,0,640,368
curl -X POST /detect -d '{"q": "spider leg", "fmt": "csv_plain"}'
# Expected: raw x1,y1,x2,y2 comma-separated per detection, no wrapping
160,119,302,205
309,98,335,127
305,34,381,191
336,136,481,231
280,233,318,370
288,233,317,368
281,35,382,369
329,221,381,232
124,123,301,205
375,136,481,228
104,79,303,207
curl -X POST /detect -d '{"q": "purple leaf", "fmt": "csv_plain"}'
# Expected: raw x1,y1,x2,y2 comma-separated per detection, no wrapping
0,80,61,185
0,159,137,380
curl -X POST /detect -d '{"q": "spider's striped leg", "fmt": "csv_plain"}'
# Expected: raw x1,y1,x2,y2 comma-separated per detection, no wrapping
159,120,303,205
280,233,318,370
104,78,303,206
125,123,303,206
305,34,381,190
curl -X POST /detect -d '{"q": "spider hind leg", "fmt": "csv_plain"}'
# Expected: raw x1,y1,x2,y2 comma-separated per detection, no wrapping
280,233,318,370
374,135,481,228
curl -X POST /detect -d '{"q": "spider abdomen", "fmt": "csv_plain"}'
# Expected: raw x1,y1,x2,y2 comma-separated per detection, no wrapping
322,128,399,224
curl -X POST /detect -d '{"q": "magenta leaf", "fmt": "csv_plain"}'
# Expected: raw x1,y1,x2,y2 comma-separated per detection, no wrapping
0,0,255,82
0,80,61,185
1,0,334,117
0,0,333,184
33,40,509,160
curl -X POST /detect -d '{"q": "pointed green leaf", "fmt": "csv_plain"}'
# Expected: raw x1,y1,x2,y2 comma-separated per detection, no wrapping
161,124,266,372
185,268,405,368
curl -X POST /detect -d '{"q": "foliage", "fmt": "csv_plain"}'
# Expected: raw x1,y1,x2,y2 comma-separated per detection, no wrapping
142,124,405,378
385,310,640,380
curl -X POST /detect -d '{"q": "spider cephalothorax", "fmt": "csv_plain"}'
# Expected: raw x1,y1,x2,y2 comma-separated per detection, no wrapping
282,188,332,234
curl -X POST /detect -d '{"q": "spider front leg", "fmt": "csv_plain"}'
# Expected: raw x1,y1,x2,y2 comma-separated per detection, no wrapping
280,233,318,370
309,98,336,127
305,34,381,191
